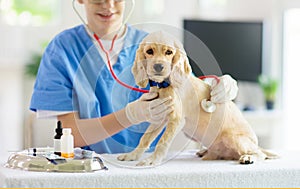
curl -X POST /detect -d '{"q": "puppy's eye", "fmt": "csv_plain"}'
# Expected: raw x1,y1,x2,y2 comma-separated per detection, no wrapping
165,50,173,55
146,49,154,55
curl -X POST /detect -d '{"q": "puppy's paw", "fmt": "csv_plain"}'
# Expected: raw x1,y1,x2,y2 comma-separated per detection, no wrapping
117,152,141,161
239,155,254,164
196,149,208,158
136,156,162,166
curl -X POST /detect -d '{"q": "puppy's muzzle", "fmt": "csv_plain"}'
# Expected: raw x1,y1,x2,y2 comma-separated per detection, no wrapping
153,63,164,73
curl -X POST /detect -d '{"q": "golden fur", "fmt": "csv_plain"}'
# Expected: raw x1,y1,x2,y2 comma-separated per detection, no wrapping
117,31,277,165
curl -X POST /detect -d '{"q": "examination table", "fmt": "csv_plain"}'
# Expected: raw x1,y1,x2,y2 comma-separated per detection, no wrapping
1,150,299,187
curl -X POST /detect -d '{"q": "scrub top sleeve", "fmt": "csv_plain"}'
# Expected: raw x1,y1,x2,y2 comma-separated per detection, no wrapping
30,43,75,112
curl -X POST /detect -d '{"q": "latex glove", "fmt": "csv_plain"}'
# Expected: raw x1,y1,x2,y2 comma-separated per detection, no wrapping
125,92,174,125
210,74,238,103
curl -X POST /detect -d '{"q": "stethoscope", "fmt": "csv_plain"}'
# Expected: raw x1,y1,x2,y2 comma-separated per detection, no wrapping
72,0,219,113
72,0,148,93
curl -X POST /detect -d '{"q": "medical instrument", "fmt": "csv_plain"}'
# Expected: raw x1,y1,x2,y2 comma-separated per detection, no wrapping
72,0,147,93
74,148,94,159
199,75,220,113
72,0,222,110
44,154,67,165
26,147,53,156
44,148,94,165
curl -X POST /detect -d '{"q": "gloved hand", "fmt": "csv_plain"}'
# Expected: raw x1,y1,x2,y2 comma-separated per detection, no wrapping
210,74,238,103
125,92,174,125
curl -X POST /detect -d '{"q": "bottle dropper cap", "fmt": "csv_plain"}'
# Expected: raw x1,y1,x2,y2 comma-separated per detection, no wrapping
56,121,63,134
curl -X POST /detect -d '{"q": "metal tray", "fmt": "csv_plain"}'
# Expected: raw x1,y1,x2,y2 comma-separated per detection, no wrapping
5,153,108,172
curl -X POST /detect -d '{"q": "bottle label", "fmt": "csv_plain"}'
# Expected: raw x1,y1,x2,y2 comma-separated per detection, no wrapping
54,139,61,152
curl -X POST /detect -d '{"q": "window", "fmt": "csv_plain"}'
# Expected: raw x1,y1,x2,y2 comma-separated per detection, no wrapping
0,0,59,26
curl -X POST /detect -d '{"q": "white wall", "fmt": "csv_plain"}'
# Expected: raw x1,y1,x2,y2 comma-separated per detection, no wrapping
1,0,299,159
0,1,81,160
0,65,23,161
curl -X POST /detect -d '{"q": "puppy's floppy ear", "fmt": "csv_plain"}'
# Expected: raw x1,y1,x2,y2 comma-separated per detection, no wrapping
170,50,192,88
132,44,149,88
182,55,192,75
172,48,192,75
172,39,192,75
172,49,181,66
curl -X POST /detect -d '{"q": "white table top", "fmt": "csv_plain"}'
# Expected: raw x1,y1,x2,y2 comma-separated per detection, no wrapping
1,150,300,188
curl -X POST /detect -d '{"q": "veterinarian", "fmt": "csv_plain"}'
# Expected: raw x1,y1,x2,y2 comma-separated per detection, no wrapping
30,0,238,154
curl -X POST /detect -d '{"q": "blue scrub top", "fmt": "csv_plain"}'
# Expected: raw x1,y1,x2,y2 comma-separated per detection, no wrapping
30,25,163,154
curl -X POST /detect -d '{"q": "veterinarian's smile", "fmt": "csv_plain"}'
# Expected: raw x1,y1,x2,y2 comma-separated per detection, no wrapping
95,12,115,21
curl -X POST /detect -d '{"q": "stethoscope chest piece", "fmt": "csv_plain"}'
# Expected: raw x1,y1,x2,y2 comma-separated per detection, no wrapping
201,99,216,113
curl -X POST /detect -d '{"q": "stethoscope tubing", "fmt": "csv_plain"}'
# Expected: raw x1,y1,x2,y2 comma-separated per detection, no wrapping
72,0,148,93
72,0,220,94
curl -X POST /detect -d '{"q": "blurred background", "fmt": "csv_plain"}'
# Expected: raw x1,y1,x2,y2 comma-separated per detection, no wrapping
1,0,300,161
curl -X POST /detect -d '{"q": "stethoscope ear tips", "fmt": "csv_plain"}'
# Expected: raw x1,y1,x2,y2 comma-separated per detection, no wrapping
201,99,216,113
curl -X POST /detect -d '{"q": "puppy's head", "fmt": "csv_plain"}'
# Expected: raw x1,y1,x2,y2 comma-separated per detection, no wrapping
132,31,192,88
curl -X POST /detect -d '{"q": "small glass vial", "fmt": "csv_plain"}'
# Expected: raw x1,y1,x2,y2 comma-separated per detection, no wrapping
60,128,74,158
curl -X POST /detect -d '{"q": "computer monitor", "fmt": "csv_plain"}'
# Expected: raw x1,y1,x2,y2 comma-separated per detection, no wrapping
183,19,263,82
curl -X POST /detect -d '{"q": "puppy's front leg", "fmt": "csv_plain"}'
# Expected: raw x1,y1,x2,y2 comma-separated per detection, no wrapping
117,123,166,161
137,117,185,166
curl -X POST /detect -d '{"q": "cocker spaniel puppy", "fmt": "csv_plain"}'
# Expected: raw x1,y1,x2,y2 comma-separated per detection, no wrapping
118,31,277,166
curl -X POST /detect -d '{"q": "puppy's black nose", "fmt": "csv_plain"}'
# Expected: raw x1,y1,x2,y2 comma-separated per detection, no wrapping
153,64,164,72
